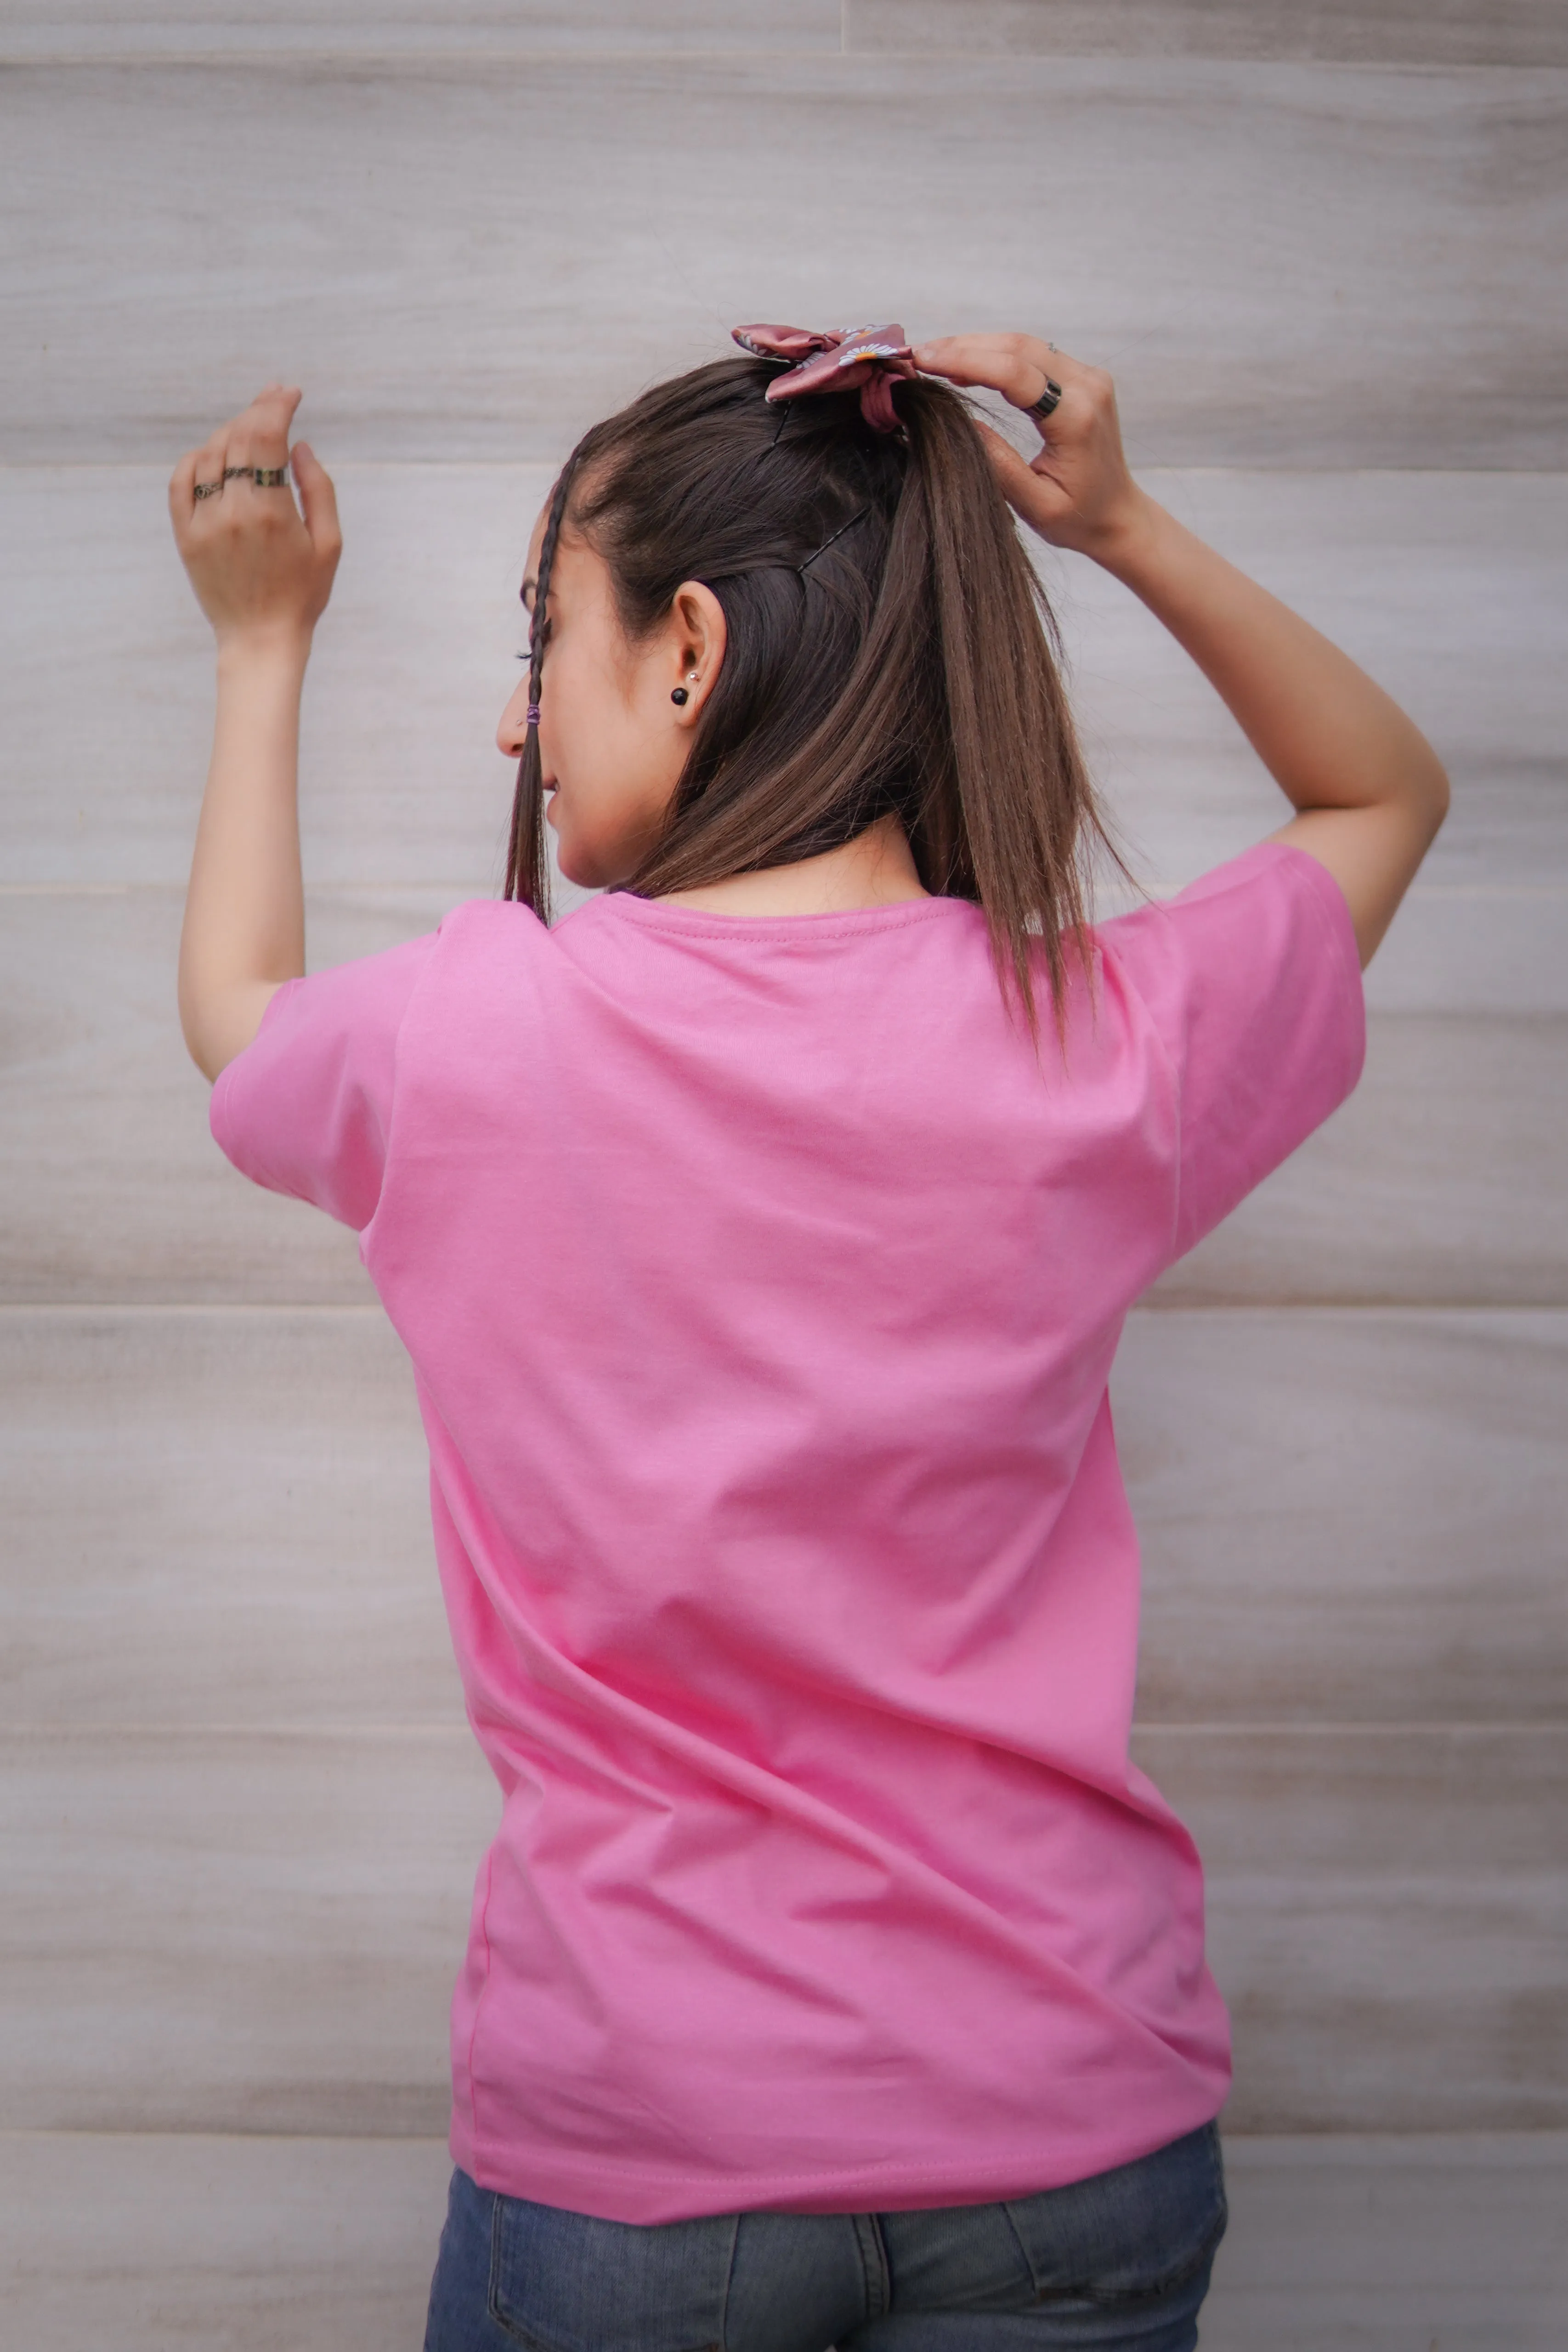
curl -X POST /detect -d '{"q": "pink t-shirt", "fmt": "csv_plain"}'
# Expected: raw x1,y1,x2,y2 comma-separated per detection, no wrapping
212,839,1363,2224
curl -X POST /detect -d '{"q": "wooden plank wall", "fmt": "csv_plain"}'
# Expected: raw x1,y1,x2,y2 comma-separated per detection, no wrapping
1,5,1564,2345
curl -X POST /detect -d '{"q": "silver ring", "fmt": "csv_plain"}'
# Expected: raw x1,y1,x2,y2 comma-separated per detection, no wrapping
1027,376,1062,423
251,465,290,488
193,480,222,500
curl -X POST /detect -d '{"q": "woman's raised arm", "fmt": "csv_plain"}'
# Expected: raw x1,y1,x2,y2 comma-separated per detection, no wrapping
169,384,341,1079
913,334,1449,965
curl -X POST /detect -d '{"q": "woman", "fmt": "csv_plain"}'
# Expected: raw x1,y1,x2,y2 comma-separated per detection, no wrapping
169,323,1447,2348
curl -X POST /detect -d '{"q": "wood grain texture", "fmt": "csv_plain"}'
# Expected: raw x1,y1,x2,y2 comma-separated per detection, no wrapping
5,467,1562,897
1201,2131,1568,2352
3,889,1562,1305
4,1306,1563,1730
1151,1018,1568,1307
0,1728,495,2133
0,889,450,1304
1119,1311,1568,1723
10,0,1568,73
1136,1726,1568,2131
0,0,844,62
3,1724,1560,2132
0,2131,453,2352
0,463,554,890
846,1,1568,68
2,2129,1562,2352
0,1308,457,1730
2,14,1563,2250
1048,470,1568,898
1,62,1562,466
1356,893,1568,1017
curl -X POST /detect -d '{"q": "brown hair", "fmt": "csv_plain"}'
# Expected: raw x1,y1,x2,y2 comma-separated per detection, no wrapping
506,356,1115,1038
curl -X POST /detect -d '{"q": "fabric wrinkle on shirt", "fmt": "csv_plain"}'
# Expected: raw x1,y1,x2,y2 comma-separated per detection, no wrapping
211,839,1365,2224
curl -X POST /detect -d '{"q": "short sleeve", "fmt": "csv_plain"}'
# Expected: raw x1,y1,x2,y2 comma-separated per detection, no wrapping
1099,841,1365,1261
209,933,437,1230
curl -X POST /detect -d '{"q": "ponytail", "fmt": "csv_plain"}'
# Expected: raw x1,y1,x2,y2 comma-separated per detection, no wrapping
505,359,1116,1040
903,382,1096,1032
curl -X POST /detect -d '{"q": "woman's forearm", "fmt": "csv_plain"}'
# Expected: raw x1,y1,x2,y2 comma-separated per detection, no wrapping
1089,487,1449,963
178,630,309,1080
1092,489,1450,831
170,385,342,1080
912,335,1449,965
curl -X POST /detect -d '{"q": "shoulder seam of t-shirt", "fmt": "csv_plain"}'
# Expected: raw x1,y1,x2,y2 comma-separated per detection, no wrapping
1091,840,1361,1260
1187,840,1366,1153
1090,920,1184,1259
357,930,446,1257
1260,842,1363,1003
1171,842,1362,1254
1274,842,1366,1094
209,974,306,1199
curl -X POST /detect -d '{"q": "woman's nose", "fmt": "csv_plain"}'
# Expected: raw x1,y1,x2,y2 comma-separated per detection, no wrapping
497,682,532,757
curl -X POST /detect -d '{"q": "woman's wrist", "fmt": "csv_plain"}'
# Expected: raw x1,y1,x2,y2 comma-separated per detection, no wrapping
214,622,314,683
1076,485,1170,581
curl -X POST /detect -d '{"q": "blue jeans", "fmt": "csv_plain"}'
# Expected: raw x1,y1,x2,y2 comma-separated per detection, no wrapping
423,2120,1226,2351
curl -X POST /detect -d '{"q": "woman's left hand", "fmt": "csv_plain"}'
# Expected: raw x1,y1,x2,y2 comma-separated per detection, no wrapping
169,383,342,651
912,334,1145,563
914,341,1451,972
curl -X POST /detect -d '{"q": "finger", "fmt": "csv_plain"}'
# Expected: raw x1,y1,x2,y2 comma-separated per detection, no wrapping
914,332,1070,394
913,333,1081,415
226,384,303,473
182,423,234,514
169,445,202,536
216,387,302,519
291,441,341,560
973,417,1051,505
972,418,1071,543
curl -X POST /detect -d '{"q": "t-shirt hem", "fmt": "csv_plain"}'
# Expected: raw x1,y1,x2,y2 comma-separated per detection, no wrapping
448,2091,1230,2224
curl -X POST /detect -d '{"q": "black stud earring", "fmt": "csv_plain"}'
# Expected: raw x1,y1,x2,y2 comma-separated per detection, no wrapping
671,686,689,706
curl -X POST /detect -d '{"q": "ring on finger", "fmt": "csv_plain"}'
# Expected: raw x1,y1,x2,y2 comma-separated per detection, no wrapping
222,463,291,489
193,480,223,500
1027,373,1063,423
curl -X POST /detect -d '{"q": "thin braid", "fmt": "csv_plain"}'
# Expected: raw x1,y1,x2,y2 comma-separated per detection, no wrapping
504,450,583,914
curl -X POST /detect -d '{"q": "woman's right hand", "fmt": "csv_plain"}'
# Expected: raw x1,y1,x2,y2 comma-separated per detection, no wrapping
912,334,1146,563
169,384,342,651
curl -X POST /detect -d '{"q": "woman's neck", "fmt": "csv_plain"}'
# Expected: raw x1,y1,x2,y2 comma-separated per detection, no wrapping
655,815,929,917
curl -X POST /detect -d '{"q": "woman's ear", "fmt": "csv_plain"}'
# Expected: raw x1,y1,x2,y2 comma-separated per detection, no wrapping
669,581,728,722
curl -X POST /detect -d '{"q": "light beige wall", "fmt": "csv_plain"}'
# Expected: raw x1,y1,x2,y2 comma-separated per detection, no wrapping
2,5,1564,2344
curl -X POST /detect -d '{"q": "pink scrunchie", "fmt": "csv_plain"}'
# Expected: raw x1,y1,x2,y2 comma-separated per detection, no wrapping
732,322,917,435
